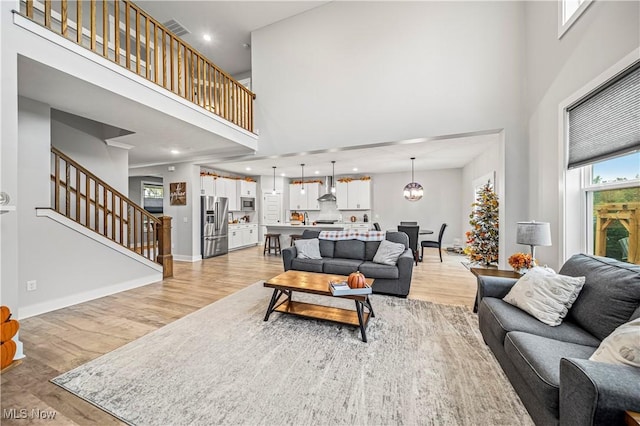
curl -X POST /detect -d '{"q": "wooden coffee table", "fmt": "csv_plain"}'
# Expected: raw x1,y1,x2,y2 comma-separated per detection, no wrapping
263,270,375,342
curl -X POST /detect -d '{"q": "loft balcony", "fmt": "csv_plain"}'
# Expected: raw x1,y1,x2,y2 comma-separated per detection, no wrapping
20,0,256,134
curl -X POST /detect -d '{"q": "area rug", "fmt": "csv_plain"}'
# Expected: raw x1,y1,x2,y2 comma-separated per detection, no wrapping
52,282,533,425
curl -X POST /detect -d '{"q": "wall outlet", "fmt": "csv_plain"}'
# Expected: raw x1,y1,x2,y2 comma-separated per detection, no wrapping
183,217,188,223
26,280,37,291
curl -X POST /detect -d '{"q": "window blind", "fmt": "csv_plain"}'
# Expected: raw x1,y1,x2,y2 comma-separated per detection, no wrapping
567,62,640,169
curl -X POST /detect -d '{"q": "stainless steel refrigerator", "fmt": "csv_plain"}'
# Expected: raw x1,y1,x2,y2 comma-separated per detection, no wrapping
201,196,229,258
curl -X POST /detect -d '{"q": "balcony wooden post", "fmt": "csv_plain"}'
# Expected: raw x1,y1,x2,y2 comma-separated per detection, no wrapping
157,215,173,278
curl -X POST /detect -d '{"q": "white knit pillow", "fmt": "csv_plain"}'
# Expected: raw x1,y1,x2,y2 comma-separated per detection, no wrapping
503,266,585,326
590,318,640,368
373,240,406,265
294,238,322,260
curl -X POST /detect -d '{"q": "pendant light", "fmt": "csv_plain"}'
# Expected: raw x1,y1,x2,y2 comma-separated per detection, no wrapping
272,166,277,195
330,160,336,193
300,163,305,195
403,157,423,201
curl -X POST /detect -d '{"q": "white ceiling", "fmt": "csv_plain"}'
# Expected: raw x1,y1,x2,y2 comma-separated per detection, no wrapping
204,131,501,178
136,1,329,76
18,56,255,166
18,2,502,178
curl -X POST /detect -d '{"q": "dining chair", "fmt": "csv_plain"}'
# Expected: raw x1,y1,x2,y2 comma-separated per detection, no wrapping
373,222,381,231
421,223,447,262
397,225,420,265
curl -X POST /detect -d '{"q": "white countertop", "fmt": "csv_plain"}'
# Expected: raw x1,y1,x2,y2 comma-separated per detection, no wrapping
265,223,345,229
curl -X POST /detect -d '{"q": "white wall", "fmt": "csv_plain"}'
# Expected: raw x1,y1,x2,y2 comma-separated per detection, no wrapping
371,169,462,247
52,114,129,194
129,176,163,206
17,97,160,318
252,1,528,262
462,139,503,255
524,0,640,268
1,0,21,322
132,164,202,261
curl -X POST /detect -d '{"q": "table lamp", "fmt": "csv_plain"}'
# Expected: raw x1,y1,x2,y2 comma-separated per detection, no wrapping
516,221,552,259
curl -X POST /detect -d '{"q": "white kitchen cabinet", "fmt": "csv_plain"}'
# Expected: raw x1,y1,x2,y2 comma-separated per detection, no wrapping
348,180,371,210
229,227,242,250
238,180,257,198
344,223,370,231
229,224,258,250
214,178,226,197
288,182,321,210
243,224,258,246
335,181,348,210
201,176,215,196
336,179,371,210
225,178,238,211
289,184,305,211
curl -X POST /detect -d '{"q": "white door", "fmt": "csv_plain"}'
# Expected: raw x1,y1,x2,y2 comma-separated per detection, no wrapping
264,193,282,224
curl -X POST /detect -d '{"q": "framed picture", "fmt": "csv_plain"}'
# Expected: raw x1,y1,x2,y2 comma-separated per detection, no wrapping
169,182,187,206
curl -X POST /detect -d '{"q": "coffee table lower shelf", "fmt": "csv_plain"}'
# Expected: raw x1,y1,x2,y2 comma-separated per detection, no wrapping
273,300,370,327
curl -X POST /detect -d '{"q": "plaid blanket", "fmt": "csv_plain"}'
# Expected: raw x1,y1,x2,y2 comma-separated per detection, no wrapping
318,230,385,241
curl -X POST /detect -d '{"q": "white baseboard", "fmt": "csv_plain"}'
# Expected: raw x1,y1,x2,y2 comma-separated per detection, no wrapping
19,274,160,319
174,254,202,262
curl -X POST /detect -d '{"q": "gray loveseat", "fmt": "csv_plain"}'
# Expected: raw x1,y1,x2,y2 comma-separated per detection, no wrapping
477,253,640,426
282,230,414,297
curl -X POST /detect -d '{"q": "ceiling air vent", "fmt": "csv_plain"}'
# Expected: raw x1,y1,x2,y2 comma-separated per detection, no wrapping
162,19,190,37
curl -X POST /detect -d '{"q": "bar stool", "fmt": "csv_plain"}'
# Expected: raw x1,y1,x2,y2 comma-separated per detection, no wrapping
263,233,282,255
290,234,303,246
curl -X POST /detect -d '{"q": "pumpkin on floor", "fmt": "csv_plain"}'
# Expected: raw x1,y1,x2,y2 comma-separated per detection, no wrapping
0,305,19,370
1,340,16,369
1,320,19,343
0,306,9,323
348,271,367,289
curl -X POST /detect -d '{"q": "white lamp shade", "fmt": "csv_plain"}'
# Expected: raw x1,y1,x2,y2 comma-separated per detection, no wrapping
516,221,552,246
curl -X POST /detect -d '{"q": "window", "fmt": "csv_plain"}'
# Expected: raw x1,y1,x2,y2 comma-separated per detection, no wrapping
558,0,593,39
583,153,640,262
143,183,164,214
564,60,640,264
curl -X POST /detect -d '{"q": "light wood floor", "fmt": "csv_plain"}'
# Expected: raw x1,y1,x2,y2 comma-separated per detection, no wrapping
1,247,476,425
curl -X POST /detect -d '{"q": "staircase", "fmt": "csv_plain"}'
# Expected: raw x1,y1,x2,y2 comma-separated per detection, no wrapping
50,147,173,277
21,0,256,133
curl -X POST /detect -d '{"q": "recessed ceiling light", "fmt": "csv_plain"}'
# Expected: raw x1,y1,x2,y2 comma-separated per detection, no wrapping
353,167,358,171
245,167,251,171
314,170,319,174
280,173,286,176
203,34,212,42
170,149,180,154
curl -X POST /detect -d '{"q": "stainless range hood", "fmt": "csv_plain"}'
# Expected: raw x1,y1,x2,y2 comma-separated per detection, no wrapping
317,175,337,202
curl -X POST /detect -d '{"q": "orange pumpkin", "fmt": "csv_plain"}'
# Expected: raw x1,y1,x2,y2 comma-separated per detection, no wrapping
1,339,16,369
348,271,367,289
0,306,9,323
1,320,19,343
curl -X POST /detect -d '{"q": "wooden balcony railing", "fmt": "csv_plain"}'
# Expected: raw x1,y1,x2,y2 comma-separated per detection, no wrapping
22,0,255,133
50,147,173,277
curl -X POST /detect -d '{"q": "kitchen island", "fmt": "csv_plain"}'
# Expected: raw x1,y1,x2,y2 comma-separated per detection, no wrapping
264,223,370,247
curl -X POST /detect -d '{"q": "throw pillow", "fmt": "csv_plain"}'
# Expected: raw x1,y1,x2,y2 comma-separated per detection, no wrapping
589,318,640,368
294,238,322,260
503,266,586,326
372,240,406,266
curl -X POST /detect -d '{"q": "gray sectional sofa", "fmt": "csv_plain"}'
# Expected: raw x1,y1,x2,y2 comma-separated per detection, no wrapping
477,254,640,426
282,230,414,297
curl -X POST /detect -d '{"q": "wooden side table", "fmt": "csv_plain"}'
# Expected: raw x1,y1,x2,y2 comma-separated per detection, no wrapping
470,267,521,313
626,411,640,426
